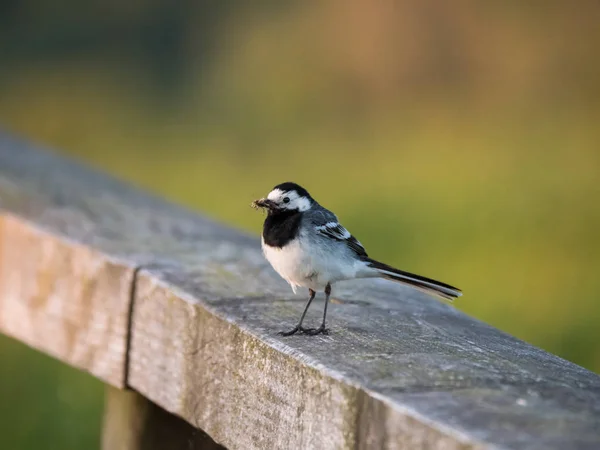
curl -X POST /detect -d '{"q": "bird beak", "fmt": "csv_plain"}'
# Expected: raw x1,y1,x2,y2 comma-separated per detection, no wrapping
251,198,276,210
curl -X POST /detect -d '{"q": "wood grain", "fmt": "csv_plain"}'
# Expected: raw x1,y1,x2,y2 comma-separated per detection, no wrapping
1,132,599,449
129,275,481,450
0,213,134,386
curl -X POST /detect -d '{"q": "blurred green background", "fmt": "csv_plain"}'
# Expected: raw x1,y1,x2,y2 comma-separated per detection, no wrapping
1,1,599,448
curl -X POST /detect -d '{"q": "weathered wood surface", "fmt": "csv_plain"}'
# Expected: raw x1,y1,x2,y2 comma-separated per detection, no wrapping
1,132,600,449
0,213,135,386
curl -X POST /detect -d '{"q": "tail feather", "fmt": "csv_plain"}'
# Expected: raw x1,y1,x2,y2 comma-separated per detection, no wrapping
364,258,462,301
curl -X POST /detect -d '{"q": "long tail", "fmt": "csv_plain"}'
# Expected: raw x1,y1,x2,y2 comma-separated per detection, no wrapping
364,258,462,301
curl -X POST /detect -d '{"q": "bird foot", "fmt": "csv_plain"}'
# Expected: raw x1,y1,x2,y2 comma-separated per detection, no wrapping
277,326,307,336
278,325,329,336
302,325,329,336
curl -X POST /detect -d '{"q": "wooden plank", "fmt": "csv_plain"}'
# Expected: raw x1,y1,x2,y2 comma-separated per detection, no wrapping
129,275,481,450
1,133,599,449
0,131,249,387
129,268,600,450
0,214,134,386
101,385,225,450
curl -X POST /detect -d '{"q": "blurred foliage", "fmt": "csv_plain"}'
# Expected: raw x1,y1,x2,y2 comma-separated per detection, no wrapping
1,0,599,448
0,336,103,449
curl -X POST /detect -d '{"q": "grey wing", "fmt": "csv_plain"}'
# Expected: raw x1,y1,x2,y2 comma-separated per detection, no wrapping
314,220,368,258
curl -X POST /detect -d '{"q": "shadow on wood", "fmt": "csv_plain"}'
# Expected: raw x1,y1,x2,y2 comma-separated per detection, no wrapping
102,386,226,450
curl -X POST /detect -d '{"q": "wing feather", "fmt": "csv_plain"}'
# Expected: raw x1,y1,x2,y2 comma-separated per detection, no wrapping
315,222,368,258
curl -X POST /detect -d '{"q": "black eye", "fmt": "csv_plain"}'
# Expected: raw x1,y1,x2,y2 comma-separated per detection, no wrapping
283,197,290,203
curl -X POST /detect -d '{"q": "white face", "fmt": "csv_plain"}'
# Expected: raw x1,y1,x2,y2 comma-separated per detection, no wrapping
267,188,312,212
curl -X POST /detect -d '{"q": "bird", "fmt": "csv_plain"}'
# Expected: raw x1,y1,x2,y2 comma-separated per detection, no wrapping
251,182,462,336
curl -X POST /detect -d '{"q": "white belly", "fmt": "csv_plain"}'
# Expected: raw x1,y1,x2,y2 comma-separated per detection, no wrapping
261,235,368,292
262,237,314,292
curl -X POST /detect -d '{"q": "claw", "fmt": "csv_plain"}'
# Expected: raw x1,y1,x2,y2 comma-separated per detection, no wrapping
278,326,301,336
304,325,329,336
278,325,328,336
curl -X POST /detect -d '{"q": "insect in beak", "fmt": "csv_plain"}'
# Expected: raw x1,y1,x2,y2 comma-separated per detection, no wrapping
251,198,276,210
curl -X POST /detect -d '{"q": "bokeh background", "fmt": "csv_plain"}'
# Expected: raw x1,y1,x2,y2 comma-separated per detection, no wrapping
1,1,599,448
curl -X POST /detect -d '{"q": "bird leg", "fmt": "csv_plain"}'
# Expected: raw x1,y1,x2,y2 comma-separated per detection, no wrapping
305,283,331,336
278,288,316,336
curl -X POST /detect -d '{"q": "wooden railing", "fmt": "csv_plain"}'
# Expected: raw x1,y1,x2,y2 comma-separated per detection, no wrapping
0,132,599,450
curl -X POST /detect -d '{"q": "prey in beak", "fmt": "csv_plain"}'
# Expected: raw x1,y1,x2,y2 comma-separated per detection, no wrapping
251,198,276,211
